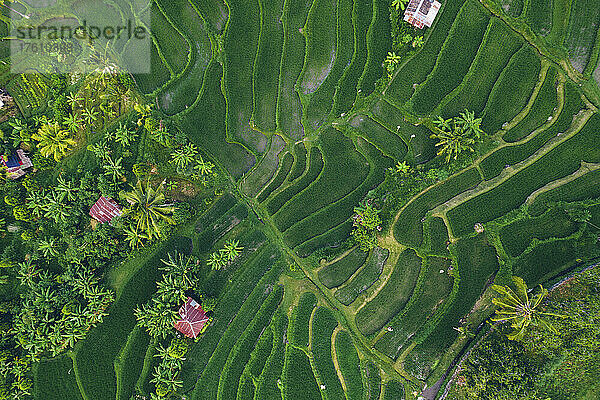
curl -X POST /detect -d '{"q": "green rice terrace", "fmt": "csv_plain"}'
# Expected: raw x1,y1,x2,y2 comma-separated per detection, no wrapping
0,0,599,399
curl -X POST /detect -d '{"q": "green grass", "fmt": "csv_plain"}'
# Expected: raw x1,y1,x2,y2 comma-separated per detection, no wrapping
115,326,150,400
481,45,541,134
195,203,248,253
393,168,482,247
311,307,344,400
132,41,171,94
255,312,287,400
363,360,381,400
257,151,294,202
265,147,324,214
151,2,190,75
332,0,372,115
382,380,405,400
335,330,363,400
252,0,285,132
273,129,368,232
448,113,600,237
74,236,191,400
500,207,579,257
357,0,391,96
437,17,523,119
277,0,313,140
218,285,284,400
480,81,585,180
294,219,354,257
526,0,554,36
303,0,354,131
513,235,595,285
356,249,422,336
371,99,437,164
529,168,600,216
318,247,369,288
223,0,267,154
410,0,491,115
426,217,450,256
503,67,559,143
335,247,389,306
183,61,256,179
287,142,308,182
497,0,524,17
385,0,464,104
34,354,82,400
236,374,255,400
348,115,407,161
183,244,281,392
190,0,229,32
404,236,498,380
375,257,453,359
156,0,213,116
245,327,273,379
283,346,321,400
289,291,318,347
242,135,286,197
565,0,600,72
283,139,392,250
297,0,337,98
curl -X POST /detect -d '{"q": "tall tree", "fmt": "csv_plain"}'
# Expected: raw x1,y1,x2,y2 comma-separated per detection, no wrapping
31,122,76,161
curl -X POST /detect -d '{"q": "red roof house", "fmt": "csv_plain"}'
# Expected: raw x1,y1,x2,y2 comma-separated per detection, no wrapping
404,0,441,29
89,196,122,223
174,297,211,339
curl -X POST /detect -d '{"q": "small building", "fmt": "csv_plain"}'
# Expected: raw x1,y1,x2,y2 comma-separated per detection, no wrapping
89,196,122,223
174,297,211,339
404,0,441,29
1,149,32,179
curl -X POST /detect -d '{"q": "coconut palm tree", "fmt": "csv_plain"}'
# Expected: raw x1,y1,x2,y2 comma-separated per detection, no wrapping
223,239,243,261
43,191,72,223
159,251,198,288
38,238,59,258
171,143,198,171
113,123,137,147
81,106,99,126
31,122,76,161
455,109,484,139
207,251,225,270
63,113,82,133
391,0,408,11
120,179,176,239
16,259,38,288
491,276,566,341
194,157,215,176
55,176,79,202
26,190,48,218
102,156,125,183
123,224,148,249
430,128,476,162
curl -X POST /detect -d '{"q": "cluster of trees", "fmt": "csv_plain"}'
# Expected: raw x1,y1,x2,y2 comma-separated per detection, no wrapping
134,251,214,339
450,268,600,399
150,337,188,399
0,256,114,398
386,0,424,79
206,239,244,270
351,199,383,251
431,110,485,162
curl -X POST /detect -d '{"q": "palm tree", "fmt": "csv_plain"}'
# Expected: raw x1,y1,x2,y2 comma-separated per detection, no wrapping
194,157,215,176
171,143,198,171
63,113,82,133
120,179,176,239
55,176,79,202
31,122,76,161
412,36,424,48
113,123,137,147
26,190,48,218
430,128,476,162
102,156,125,183
81,106,99,126
223,239,243,261
43,191,72,223
391,0,408,11
394,161,410,175
384,52,401,75
160,251,198,288
455,109,483,139
38,238,59,258
491,276,566,340
17,259,38,288
123,224,147,249
66,93,80,109
207,251,225,270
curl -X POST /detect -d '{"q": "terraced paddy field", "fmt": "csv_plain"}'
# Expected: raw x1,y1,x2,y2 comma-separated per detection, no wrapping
20,0,600,399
